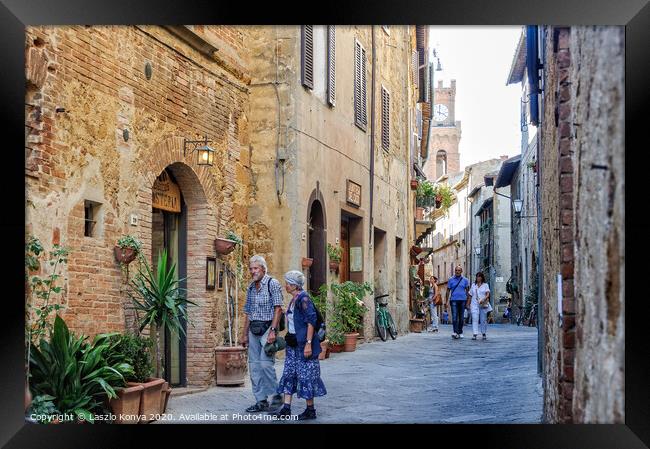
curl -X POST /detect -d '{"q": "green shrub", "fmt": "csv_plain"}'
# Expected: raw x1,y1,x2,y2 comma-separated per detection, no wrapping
107,334,154,383
29,315,133,423
328,281,373,334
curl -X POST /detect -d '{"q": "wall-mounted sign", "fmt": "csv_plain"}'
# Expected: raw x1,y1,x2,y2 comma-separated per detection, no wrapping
496,277,504,283
346,180,361,207
350,246,363,272
153,170,181,213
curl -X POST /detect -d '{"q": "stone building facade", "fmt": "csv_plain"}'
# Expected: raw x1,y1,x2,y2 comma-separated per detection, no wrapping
537,26,624,423
25,25,254,387
246,25,420,337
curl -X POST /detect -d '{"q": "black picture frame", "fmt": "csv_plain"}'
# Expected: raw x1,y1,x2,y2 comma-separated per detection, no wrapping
4,1,648,447
206,257,216,290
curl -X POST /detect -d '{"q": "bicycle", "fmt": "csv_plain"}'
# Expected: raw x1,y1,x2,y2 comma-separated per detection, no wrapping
374,294,397,341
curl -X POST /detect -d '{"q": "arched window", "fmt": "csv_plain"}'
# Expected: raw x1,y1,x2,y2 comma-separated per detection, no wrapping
436,150,447,177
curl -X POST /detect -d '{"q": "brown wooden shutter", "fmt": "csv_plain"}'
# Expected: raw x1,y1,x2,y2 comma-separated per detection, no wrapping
327,25,336,106
381,87,390,151
354,40,367,131
424,62,431,103
301,25,314,89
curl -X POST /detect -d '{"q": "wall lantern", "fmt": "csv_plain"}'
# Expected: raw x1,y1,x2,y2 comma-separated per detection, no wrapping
512,199,523,216
474,246,481,256
184,135,215,166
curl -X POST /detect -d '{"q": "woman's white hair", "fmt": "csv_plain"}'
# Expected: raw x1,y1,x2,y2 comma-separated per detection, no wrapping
249,255,268,272
284,270,305,289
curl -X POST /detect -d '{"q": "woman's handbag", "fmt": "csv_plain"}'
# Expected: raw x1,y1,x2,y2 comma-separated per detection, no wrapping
284,333,298,348
249,320,271,336
433,293,442,306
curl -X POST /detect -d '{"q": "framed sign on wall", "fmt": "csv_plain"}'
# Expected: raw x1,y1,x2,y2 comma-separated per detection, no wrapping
206,257,216,290
346,180,361,207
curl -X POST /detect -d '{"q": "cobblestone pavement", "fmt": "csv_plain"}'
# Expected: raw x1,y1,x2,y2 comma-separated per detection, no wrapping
161,323,543,424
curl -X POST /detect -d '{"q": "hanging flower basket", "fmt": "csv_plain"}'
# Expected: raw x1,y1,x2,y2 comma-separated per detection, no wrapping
410,179,419,190
215,237,237,255
114,246,137,265
302,257,314,268
329,260,340,273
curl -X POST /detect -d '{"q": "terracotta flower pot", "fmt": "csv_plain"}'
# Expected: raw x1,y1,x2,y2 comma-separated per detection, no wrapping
127,377,165,423
416,207,424,220
215,238,237,255
215,346,247,386
435,200,442,208
329,343,345,353
114,246,137,264
160,381,172,414
343,332,359,352
318,340,329,360
329,260,339,273
301,257,313,268
108,384,144,424
409,318,425,333
410,179,419,190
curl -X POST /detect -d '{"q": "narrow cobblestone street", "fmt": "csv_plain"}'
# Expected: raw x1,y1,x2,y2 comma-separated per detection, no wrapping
162,323,542,424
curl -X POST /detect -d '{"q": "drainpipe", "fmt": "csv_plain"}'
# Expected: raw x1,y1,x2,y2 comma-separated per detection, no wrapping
536,26,545,378
369,26,376,244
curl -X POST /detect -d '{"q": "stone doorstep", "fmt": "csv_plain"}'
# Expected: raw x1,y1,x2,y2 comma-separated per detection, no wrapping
169,386,210,397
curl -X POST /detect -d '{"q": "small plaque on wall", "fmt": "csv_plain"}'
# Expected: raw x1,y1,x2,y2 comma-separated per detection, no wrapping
346,180,361,207
350,246,363,272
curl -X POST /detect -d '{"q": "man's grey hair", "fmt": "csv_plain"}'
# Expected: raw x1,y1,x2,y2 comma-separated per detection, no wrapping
249,255,268,272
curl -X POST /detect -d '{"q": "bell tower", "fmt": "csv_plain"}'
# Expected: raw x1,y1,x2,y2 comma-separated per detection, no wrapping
424,79,462,181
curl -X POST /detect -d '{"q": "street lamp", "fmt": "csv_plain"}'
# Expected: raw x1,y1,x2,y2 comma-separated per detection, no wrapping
512,199,523,215
184,135,215,167
474,246,481,255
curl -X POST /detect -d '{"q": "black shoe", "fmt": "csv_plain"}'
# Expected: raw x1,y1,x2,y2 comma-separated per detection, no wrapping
245,400,269,413
270,405,292,418
297,407,316,421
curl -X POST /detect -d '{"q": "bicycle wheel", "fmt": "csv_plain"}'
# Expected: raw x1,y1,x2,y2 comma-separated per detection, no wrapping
386,312,397,340
376,311,387,341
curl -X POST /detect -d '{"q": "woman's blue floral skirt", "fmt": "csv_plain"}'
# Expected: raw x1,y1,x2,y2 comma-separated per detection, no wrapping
277,346,327,399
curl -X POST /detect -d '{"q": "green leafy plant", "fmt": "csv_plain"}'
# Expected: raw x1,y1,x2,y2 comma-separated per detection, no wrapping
328,281,373,334
416,180,435,199
312,284,329,321
25,236,70,383
327,316,345,345
326,243,342,263
225,230,244,283
27,394,60,423
106,333,154,383
128,249,197,378
29,315,133,423
117,235,142,252
433,184,454,211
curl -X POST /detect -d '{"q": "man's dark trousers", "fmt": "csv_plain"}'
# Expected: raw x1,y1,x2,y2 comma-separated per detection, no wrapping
451,301,466,335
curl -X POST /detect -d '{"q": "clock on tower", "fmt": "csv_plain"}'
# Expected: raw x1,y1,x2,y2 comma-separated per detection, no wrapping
433,103,449,122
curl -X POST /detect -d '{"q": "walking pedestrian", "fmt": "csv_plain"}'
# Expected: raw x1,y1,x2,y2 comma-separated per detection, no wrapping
241,255,285,413
271,270,327,420
427,275,440,332
445,265,470,339
468,272,492,340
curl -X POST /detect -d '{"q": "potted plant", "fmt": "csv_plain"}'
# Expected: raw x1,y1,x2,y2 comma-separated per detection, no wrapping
329,281,372,352
128,249,197,420
326,243,342,273
327,317,345,353
215,230,240,255
410,179,419,190
115,235,142,265
432,184,454,212
301,257,314,268
105,333,160,423
29,315,133,424
527,160,537,173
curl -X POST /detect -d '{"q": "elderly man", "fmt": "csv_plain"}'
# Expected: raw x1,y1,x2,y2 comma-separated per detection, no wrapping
445,265,470,339
241,255,284,413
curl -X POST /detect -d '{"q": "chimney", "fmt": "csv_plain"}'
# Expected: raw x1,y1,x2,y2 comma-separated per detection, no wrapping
500,155,509,161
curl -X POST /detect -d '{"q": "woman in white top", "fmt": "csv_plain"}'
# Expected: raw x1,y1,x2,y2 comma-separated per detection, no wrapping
468,272,492,340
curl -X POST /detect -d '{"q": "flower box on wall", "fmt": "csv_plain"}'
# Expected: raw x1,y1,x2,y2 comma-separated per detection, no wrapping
214,237,237,255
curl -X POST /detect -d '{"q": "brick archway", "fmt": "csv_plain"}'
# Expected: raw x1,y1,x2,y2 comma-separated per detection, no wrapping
135,137,221,387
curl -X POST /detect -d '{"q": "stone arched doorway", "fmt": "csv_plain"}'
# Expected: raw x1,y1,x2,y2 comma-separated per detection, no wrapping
307,188,327,295
136,138,219,387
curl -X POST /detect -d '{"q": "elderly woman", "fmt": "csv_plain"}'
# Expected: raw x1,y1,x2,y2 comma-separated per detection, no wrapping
271,270,327,420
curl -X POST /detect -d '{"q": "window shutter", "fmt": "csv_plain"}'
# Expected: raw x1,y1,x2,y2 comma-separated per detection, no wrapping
416,108,422,139
327,26,336,106
354,40,367,130
381,87,390,152
301,25,314,89
424,62,431,103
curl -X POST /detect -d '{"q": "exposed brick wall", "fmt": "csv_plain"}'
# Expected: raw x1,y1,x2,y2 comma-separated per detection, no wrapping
25,26,252,387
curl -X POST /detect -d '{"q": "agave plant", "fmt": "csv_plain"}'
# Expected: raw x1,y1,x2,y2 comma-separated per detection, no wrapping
128,249,197,378
29,315,133,423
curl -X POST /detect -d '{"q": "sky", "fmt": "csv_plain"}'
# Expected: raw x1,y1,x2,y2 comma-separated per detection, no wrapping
429,26,536,168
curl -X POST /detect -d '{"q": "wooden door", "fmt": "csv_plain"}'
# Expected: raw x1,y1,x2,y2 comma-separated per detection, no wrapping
340,220,350,282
